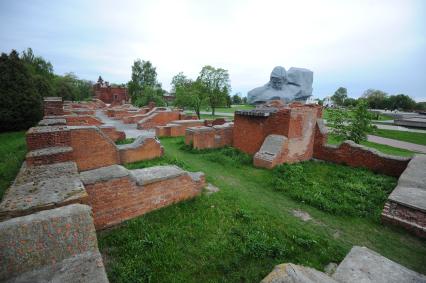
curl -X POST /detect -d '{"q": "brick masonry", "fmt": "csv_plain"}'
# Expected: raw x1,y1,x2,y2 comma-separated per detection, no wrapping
84,174,203,229
382,201,426,238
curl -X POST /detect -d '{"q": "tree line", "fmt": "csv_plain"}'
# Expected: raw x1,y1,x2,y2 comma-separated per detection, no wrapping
0,49,93,131
330,87,425,111
127,59,232,118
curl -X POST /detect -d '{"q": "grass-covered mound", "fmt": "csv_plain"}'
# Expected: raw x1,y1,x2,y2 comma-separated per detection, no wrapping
97,137,426,282
272,162,396,219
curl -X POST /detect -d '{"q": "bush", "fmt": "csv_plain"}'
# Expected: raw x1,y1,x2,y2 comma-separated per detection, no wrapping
0,50,43,131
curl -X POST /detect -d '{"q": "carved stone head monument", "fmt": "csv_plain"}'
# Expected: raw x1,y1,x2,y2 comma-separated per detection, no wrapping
247,66,313,105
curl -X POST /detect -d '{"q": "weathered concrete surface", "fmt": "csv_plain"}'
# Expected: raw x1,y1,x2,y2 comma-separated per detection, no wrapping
261,263,338,283
4,251,109,283
0,204,100,281
0,162,87,220
388,154,426,212
254,134,288,168
131,165,187,185
332,246,426,283
382,154,426,237
80,164,130,185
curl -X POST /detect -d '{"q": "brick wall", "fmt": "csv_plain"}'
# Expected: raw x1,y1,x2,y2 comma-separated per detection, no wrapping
382,201,426,238
26,126,71,151
43,98,64,116
70,127,120,171
185,124,234,149
137,111,181,129
64,115,103,126
85,174,204,229
119,138,163,164
313,122,410,177
99,126,126,142
26,147,73,166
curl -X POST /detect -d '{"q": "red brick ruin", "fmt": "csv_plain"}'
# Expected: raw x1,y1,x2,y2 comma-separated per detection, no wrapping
94,77,129,105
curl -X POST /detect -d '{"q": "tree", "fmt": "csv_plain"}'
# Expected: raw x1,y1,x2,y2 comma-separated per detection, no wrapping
171,72,206,118
128,59,160,105
362,89,388,109
328,100,373,144
331,87,347,106
0,50,43,131
21,48,55,97
343,97,357,108
232,93,242,104
387,94,416,111
197,65,230,115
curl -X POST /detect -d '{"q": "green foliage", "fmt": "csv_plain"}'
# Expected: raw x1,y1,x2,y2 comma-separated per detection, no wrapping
232,93,242,104
198,65,231,115
115,138,136,145
362,89,417,111
128,59,163,106
272,162,396,219
172,73,206,118
0,50,43,131
0,131,26,199
331,87,347,106
328,101,373,143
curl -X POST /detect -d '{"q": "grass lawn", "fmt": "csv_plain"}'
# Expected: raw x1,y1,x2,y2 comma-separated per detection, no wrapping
204,105,255,113
98,137,426,283
115,138,136,145
0,131,26,199
327,134,415,157
372,129,426,146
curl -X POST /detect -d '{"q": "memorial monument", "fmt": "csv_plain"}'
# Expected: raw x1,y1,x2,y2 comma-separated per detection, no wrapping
247,66,313,104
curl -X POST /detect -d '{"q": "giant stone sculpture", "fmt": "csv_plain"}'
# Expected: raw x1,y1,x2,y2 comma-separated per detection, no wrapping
247,66,313,105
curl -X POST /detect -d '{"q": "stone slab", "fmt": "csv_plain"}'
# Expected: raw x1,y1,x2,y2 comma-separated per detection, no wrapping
80,165,130,185
261,263,338,283
38,118,67,126
0,204,99,280
4,251,109,283
0,162,87,219
388,154,426,211
130,165,186,185
26,146,73,158
332,246,426,283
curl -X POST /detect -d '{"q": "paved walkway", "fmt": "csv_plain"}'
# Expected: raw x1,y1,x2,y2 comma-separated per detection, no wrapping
95,110,154,138
367,135,426,154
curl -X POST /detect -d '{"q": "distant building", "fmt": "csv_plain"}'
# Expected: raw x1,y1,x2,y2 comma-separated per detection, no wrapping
305,96,319,105
93,76,129,105
163,91,176,104
323,96,334,107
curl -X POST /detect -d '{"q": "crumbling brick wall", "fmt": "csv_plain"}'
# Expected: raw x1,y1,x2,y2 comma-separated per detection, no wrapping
43,97,64,116
70,127,120,171
313,121,410,177
137,111,181,129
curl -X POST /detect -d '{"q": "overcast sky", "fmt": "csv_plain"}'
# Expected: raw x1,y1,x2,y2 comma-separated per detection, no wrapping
1,0,425,101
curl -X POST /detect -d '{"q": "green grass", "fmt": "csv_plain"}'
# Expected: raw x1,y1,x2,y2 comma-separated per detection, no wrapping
372,129,426,146
327,134,415,157
376,114,394,121
200,114,232,120
115,138,136,145
0,131,26,199
98,137,426,282
206,105,255,113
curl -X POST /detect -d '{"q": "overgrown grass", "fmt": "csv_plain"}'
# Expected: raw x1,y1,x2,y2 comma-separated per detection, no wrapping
272,162,396,219
0,131,26,199
98,137,426,282
115,138,136,145
205,105,255,113
327,134,415,157
372,129,426,146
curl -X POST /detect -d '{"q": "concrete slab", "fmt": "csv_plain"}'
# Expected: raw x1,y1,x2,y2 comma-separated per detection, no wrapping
130,165,186,185
332,246,426,283
261,263,338,283
80,165,130,185
0,162,87,220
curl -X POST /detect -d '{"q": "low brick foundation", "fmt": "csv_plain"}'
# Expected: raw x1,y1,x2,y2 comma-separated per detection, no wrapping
137,110,181,129
26,146,73,166
382,201,426,238
156,120,205,137
185,123,234,149
118,135,164,164
80,165,205,229
99,126,126,142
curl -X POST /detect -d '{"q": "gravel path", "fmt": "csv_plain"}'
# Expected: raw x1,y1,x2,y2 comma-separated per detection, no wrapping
95,110,154,138
367,135,426,154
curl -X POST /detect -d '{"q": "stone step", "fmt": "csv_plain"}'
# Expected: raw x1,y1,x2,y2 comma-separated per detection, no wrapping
26,146,73,166
332,246,426,283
